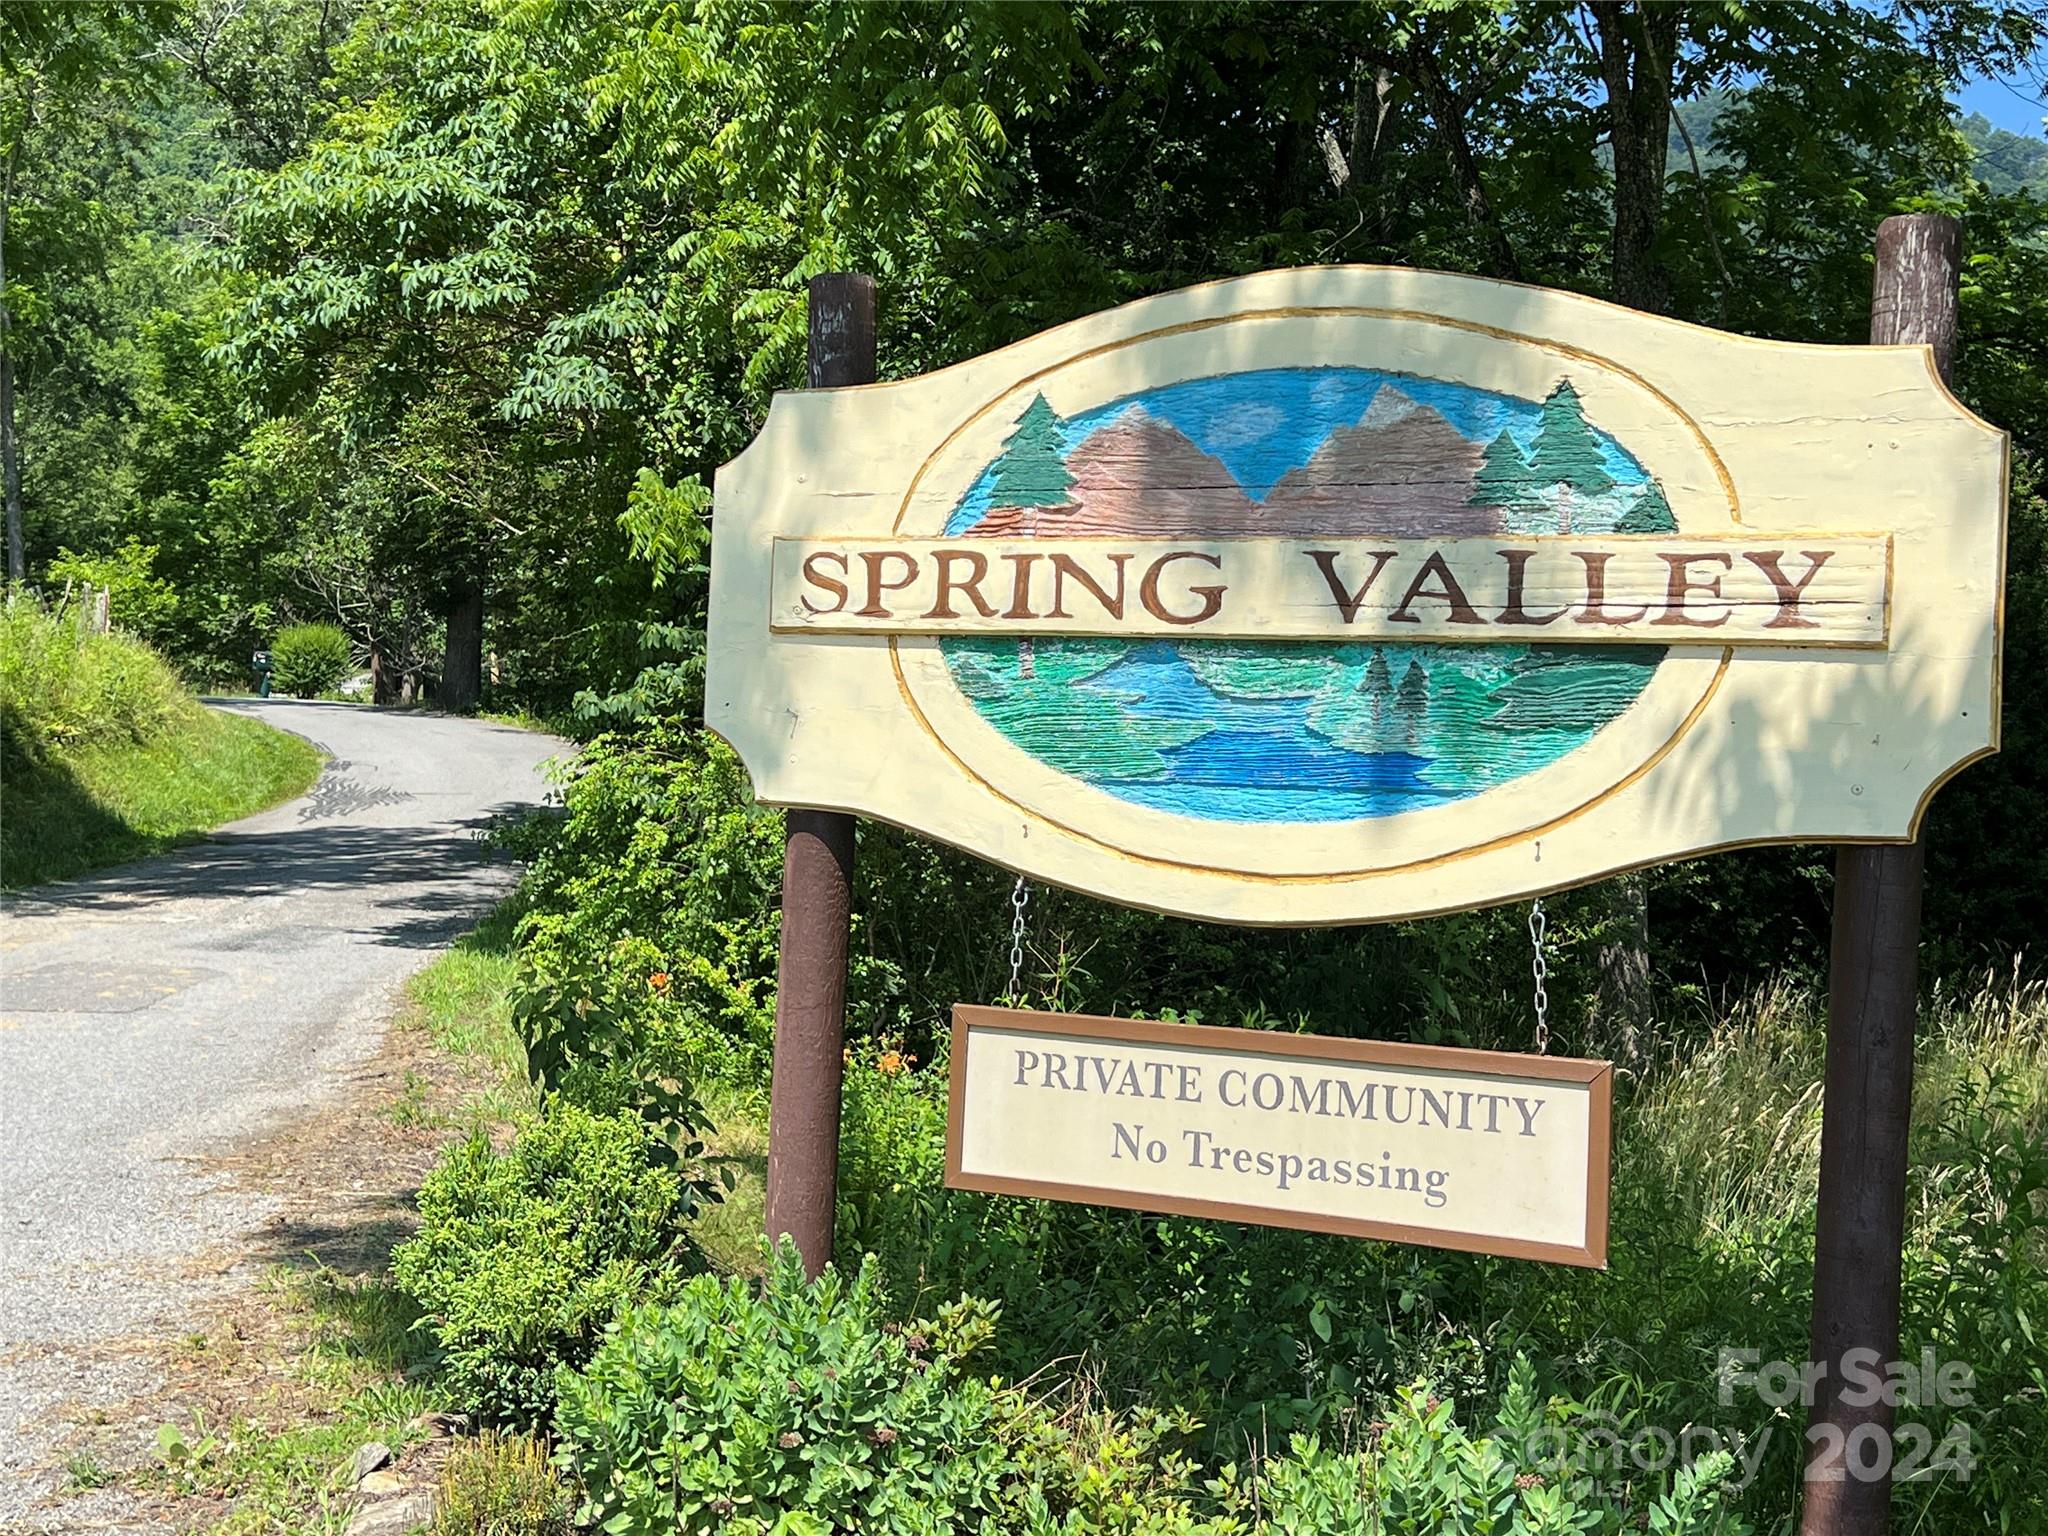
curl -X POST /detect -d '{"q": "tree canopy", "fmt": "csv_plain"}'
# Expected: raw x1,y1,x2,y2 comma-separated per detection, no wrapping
4,0,2046,952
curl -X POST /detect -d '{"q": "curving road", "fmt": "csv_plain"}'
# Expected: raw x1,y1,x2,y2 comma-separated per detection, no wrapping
0,701,565,1527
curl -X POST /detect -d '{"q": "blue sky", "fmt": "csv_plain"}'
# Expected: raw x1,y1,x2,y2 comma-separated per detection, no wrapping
1953,70,2047,136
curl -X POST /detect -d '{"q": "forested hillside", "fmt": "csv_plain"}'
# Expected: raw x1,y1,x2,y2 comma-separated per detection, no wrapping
7,0,2045,983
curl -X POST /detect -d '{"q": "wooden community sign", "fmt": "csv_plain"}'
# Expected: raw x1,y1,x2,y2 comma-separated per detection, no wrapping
712,261,2006,1273
710,265,2006,928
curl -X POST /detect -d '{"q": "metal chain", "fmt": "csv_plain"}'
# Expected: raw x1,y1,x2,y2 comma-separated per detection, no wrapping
1007,877,1031,1003
1528,898,1551,1055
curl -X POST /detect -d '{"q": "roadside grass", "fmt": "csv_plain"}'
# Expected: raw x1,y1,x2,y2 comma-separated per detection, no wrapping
1626,961,2048,1237
65,1453,114,1491
2,708,323,887
397,901,538,1132
136,1264,446,1536
0,604,322,888
475,708,565,735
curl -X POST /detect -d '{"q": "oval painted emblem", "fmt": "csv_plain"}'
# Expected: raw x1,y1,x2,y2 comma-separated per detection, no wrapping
934,366,1675,823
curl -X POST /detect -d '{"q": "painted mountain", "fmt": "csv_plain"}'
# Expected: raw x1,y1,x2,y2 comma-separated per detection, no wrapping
964,384,1502,539
968,407,1256,537
1261,385,1497,536
938,365,1677,824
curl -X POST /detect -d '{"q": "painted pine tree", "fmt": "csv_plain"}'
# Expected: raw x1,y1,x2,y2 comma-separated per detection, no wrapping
1616,479,1678,533
1469,429,1545,525
1529,380,1615,534
990,393,1073,516
988,393,1071,676
1360,649,1396,713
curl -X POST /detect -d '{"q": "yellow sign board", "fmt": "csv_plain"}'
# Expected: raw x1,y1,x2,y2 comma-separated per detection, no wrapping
708,266,2004,925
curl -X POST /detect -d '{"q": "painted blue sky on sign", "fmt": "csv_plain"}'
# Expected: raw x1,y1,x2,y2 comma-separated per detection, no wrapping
945,366,1648,533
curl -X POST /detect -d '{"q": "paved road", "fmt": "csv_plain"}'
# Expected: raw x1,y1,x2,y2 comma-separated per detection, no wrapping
0,702,564,1526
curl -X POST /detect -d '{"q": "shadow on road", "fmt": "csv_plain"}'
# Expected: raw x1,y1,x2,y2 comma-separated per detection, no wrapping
6,809,539,950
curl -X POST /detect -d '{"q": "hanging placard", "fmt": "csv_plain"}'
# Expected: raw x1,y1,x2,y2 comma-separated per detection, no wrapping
946,1005,1612,1267
707,265,2005,925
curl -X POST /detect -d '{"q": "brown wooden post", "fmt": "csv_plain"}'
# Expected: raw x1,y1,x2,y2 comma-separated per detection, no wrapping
762,272,875,1279
1800,213,1958,1536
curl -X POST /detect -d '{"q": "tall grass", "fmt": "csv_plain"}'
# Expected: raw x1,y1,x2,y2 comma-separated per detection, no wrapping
1629,965,2047,1241
1,599,322,886
0,598,192,751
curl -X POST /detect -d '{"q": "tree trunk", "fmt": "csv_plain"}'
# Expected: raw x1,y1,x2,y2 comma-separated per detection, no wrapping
3,346,22,583
370,635,400,705
1,138,22,584
440,581,484,712
1406,47,1523,281
1592,0,1681,313
1349,62,1399,249
1586,1,1682,1042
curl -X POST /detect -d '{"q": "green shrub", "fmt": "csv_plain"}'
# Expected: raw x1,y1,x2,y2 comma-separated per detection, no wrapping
555,1247,1025,1536
1346,1364,1748,1534
554,1251,1752,1536
502,722,1597,1100
512,960,720,1149
435,1432,572,1536
502,723,788,1086
269,622,353,697
392,1100,715,1427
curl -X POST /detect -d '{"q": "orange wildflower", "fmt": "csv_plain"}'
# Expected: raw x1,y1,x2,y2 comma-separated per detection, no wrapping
647,971,671,990
877,1050,904,1075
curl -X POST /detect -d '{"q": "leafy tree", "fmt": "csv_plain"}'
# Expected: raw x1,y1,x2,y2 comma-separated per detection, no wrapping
1960,110,2048,194
0,0,176,579
167,0,359,172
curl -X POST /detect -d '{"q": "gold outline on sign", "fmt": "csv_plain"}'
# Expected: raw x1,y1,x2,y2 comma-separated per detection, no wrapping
881,303,1741,882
